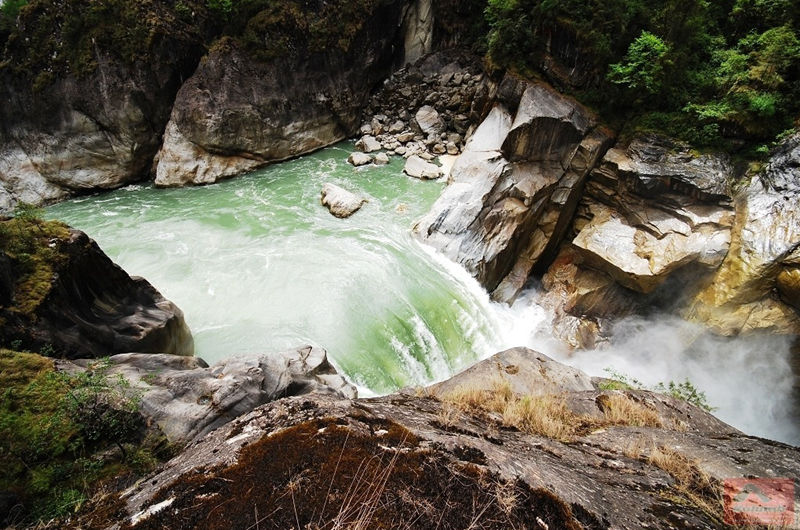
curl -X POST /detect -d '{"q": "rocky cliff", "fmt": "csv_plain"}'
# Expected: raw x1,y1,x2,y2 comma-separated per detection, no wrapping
153,0,408,186
414,73,614,302
0,219,193,358
75,348,800,529
0,0,210,214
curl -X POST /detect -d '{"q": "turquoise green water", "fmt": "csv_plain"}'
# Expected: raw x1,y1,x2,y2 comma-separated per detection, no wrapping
46,144,505,394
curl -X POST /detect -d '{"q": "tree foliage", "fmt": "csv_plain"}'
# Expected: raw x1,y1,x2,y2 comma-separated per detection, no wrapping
485,0,800,151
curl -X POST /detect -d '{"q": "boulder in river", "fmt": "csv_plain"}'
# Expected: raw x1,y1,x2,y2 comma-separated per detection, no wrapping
347,152,373,166
403,155,441,179
320,183,367,218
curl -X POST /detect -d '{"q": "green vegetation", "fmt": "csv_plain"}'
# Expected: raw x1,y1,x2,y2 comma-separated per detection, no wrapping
601,369,716,412
0,204,70,321
485,0,800,152
0,350,166,523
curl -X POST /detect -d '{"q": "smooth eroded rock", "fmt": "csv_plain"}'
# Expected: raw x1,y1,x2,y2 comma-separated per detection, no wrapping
320,183,367,218
69,345,355,443
403,155,441,179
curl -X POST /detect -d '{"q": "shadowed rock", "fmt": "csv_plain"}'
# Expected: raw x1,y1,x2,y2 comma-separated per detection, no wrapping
154,1,407,187
1,227,193,359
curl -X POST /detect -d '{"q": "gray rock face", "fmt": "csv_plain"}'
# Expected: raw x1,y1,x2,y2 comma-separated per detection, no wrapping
415,77,613,300
1,229,193,359
355,135,382,153
320,183,367,218
101,349,800,530
69,345,356,444
402,0,433,65
155,3,406,187
414,104,445,136
0,8,206,213
403,154,442,179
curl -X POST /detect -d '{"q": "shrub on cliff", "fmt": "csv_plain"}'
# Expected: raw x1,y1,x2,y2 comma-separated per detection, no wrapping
0,351,166,524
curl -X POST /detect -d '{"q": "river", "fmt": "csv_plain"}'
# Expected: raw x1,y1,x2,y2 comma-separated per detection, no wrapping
46,143,799,445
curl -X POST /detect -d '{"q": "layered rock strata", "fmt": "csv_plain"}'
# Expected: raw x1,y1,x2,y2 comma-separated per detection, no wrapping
414,74,614,302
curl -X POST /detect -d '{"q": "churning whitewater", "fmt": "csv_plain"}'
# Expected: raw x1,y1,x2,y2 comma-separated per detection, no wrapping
47,144,799,445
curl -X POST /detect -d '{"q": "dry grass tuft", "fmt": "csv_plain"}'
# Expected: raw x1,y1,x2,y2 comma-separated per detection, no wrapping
599,393,663,428
441,379,578,441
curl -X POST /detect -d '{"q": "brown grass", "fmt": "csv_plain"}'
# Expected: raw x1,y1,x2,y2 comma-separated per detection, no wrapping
599,393,663,428
441,379,579,441
648,445,725,526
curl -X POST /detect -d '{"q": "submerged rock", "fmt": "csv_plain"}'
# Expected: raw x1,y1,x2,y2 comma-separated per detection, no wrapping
403,155,441,179
68,345,355,444
0,224,193,358
90,349,800,529
320,183,367,218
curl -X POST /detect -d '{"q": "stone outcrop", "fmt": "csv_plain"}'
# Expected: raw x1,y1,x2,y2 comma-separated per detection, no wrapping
0,2,207,213
67,345,355,443
320,183,367,218
154,1,406,187
0,226,193,359
571,134,735,294
415,75,614,302
84,348,800,529
688,133,800,335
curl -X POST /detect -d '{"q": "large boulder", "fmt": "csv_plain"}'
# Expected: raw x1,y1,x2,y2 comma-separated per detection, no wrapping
68,345,356,443
320,183,367,218
415,76,613,301
0,222,193,358
0,0,208,213
688,133,800,335
84,350,800,529
154,1,407,187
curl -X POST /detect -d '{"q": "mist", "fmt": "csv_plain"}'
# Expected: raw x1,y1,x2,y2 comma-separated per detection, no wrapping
495,291,800,447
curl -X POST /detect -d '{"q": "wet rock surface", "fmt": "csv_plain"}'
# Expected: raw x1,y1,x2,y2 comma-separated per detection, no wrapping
81,349,800,530
320,183,367,218
0,228,193,359
66,345,356,444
